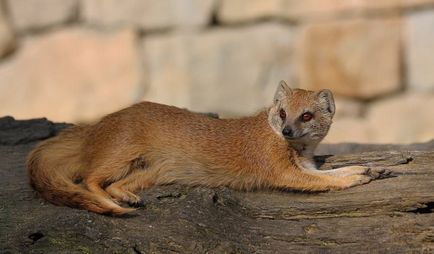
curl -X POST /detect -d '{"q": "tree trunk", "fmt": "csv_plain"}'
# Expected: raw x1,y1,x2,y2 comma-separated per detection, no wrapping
0,116,433,253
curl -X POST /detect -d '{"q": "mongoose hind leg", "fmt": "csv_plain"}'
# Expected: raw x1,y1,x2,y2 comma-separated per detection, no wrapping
84,161,135,204
85,177,114,201
106,170,155,207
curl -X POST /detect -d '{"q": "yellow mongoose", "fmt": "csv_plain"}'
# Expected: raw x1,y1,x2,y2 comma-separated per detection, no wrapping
27,81,384,215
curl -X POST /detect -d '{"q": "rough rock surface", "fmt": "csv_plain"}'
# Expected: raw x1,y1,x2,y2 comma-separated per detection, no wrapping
1,117,433,253
333,96,363,118
142,23,293,116
365,93,434,143
219,0,434,22
218,0,282,23
82,0,215,31
0,4,15,57
6,0,78,32
295,17,401,99
0,28,144,123
328,93,434,144
406,9,434,91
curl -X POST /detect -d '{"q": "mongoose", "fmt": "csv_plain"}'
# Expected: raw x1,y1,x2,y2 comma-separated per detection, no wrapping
27,81,384,215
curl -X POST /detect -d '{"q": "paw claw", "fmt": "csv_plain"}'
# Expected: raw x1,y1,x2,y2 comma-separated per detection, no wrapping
106,186,142,206
367,167,388,179
128,199,145,208
338,166,390,189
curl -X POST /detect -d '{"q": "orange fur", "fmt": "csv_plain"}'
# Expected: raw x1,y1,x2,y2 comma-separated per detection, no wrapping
27,81,382,215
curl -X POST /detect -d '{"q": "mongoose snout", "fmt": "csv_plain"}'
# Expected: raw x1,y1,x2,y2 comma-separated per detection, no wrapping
282,127,293,138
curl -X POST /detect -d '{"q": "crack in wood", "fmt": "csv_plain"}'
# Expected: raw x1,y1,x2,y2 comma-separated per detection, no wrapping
407,202,434,214
132,245,142,254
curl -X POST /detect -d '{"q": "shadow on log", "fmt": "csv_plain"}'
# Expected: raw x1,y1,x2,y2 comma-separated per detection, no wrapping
0,116,433,253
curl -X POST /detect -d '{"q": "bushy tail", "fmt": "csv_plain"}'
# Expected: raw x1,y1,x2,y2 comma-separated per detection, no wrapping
26,126,134,215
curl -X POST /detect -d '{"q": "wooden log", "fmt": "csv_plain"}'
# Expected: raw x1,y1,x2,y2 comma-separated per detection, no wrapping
0,117,433,253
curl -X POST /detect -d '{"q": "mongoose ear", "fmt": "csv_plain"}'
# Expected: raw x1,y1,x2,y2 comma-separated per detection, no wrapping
317,89,335,116
274,80,292,104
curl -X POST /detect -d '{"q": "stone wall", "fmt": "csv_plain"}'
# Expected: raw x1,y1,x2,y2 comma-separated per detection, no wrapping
0,0,433,144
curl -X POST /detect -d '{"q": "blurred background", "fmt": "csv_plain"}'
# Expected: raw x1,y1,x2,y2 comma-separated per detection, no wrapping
0,0,433,144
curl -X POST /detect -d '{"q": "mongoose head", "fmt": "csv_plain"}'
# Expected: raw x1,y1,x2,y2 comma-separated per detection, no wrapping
267,81,335,143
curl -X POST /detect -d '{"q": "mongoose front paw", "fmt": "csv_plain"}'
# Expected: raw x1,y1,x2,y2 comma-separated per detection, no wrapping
345,174,372,187
364,167,386,179
338,166,386,179
338,166,390,189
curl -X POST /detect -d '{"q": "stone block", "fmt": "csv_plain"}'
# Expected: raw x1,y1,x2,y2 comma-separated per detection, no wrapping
219,0,434,23
0,28,144,122
366,93,434,143
334,96,364,118
82,0,215,31
0,4,15,57
142,23,294,116
326,118,371,143
218,0,281,23
295,18,401,99
6,0,78,31
405,10,434,91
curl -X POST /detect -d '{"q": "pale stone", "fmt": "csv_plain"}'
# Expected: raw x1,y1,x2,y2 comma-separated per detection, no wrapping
0,4,15,57
280,0,398,20
219,0,434,23
400,0,434,7
406,10,434,91
6,0,78,31
142,23,294,116
0,28,144,123
280,0,434,21
295,18,401,99
366,93,434,143
218,0,282,23
326,118,371,144
334,96,364,118
82,0,215,31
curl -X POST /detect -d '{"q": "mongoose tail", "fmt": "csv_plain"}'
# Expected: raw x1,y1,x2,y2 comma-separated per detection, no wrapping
27,126,134,215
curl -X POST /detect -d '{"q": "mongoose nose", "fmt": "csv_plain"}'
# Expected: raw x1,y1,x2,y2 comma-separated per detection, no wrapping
282,127,293,138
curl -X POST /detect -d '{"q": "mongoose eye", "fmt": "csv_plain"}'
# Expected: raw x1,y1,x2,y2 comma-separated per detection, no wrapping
279,109,286,120
301,112,313,122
